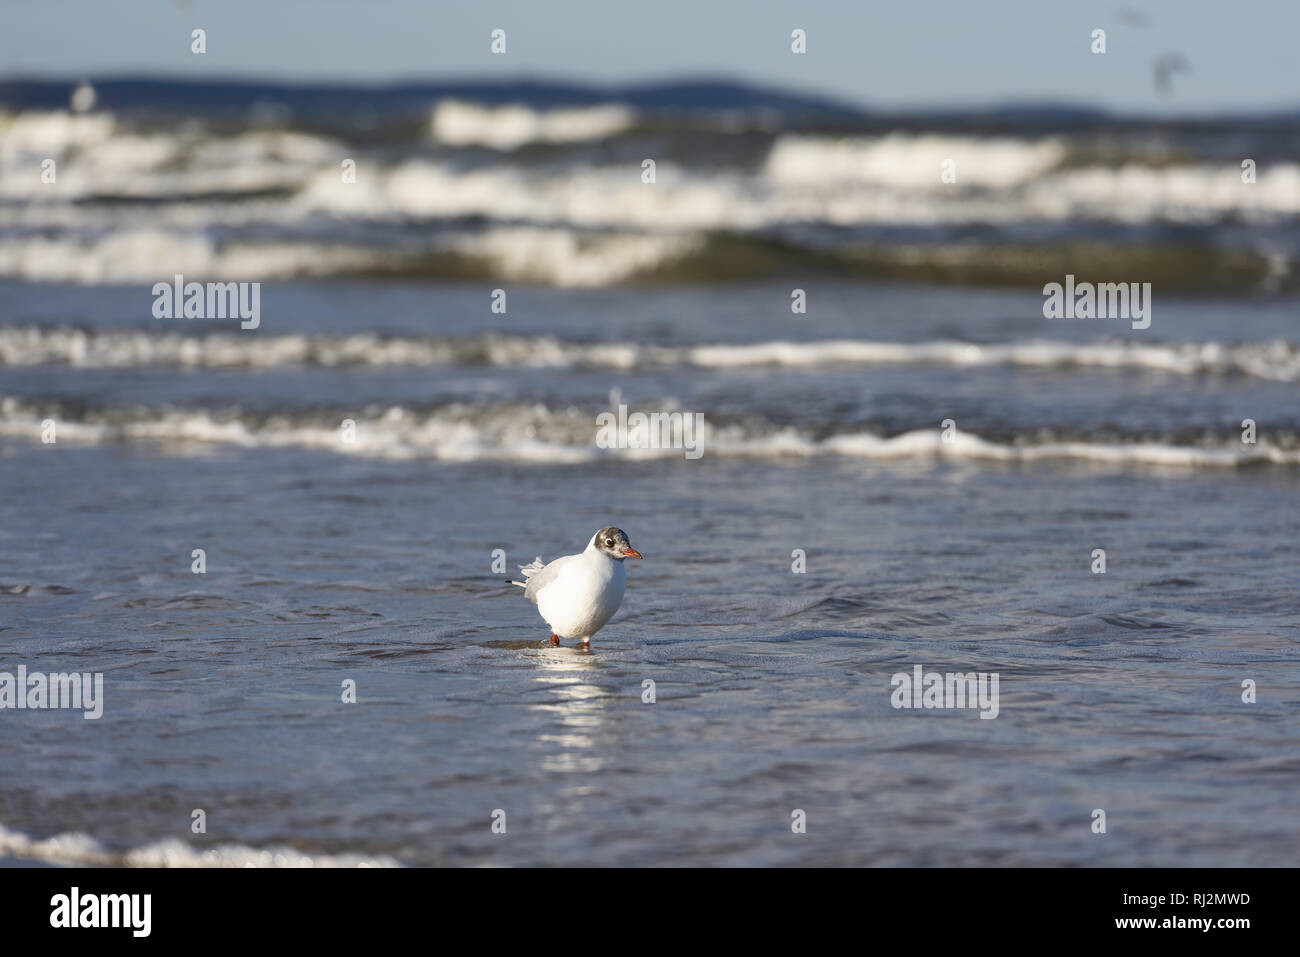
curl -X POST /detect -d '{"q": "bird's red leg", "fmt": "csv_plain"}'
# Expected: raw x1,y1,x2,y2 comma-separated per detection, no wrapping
550,633,560,646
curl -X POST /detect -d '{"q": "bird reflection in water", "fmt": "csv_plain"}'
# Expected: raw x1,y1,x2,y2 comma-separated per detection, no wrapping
531,651,607,776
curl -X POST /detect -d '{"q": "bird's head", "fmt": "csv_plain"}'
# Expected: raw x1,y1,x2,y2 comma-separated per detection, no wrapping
591,526,642,561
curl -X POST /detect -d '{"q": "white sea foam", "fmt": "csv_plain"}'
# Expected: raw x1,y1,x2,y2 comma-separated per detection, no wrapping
293,153,1300,232
0,109,117,155
4,111,1298,235
1026,163,1300,222
2,397,1295,468
765,132,1069,190
0,230,389,283
765,133,1300,221
446,226,704,286
0,223,703,286
293,156,1022,231
295,159,762,230
0,110,344,201
5,327,1298,382
0,821,398,868
686,337,1300,381
820,429,1297,467
1,109,1296,289
429,99,636,149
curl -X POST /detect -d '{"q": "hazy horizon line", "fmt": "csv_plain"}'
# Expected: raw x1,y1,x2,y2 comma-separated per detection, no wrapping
3,71,1298,121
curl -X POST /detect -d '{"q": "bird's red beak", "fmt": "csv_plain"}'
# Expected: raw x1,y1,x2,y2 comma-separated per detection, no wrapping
622,547,643,559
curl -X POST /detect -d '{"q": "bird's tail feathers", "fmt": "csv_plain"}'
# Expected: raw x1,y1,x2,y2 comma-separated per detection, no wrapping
505,557,545,589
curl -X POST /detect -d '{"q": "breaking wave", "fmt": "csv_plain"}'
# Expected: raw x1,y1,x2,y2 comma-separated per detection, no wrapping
0,821,399,867
2,100,1296,288
5,326,1300,381
765,133,1070,190
0,227,706,287
2,396,1296,467
428,100,637,149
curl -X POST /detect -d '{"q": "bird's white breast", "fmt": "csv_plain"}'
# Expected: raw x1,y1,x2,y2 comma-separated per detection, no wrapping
536,554,626,639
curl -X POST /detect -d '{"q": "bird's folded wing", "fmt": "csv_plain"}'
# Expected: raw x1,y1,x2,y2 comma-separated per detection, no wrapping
522,554,577,604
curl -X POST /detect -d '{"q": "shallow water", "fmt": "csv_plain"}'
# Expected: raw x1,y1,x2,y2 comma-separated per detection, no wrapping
2,278,1297,866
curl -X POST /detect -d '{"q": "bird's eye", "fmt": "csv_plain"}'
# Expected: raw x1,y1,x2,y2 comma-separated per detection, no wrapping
605,538,614,547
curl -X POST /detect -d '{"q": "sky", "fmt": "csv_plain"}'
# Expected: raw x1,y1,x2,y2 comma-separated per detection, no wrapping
3,0,1298,115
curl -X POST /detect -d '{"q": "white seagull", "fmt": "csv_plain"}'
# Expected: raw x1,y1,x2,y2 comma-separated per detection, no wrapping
508,527,642,647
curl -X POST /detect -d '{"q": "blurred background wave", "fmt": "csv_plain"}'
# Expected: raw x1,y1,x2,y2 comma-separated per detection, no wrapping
1,76,1296,290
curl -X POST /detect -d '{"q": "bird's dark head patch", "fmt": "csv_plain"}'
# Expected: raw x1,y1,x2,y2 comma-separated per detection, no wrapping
592,527,640,560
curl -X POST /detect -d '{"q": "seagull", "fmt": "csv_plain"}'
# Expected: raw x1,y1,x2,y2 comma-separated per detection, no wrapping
1153,51,1190,95
508,527,642,647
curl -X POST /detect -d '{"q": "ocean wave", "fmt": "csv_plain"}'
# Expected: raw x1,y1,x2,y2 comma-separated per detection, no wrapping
1,108,1296,290
2,396,1296,467
0,227,1283,288
0,821,398,867
0,226,705,286
429,99,637,149
0,110,345,201
0,109,117,154
445,226,704,286
292,159,766,230
680,337,1300,380
5,326,1299,381
0,230,390,283
766,133,1300,220
1031,163,1300,222
7,112,1297,227
765,133,1069,190
290,154,1300,230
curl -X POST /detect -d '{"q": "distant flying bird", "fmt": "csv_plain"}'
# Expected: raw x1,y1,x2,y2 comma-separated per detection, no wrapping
1153,52,1191,95
509,527,642,647
1116,7,1150,28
